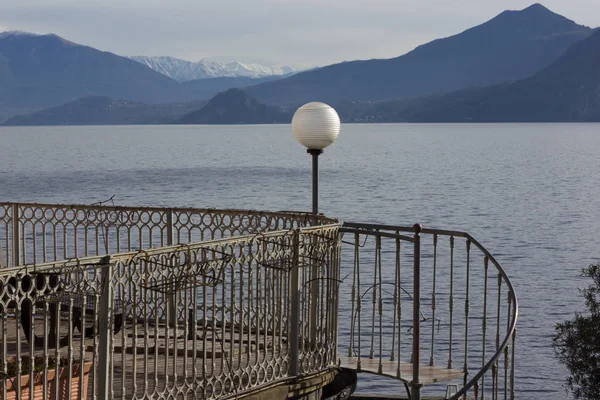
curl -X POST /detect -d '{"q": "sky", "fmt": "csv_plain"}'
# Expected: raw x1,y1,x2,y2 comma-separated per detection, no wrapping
0,0,598,69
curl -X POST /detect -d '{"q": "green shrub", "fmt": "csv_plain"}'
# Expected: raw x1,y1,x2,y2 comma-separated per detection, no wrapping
553,264,600,399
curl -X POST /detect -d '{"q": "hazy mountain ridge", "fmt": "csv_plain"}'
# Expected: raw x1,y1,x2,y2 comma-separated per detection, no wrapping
3,96,207,125
247,3,593,107
175,88,291,124
181,75,291,100
3,88,289,126
0,31,201,120
129,55,295,82
373,28,600,122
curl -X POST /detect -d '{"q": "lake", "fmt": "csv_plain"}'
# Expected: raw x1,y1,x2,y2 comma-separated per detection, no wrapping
1,123,599,399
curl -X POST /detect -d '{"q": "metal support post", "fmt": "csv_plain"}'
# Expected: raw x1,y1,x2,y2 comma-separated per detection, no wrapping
412,224,422,400
98,255,114,399
289,231,301,376
308,149,322,351
308,149,322,215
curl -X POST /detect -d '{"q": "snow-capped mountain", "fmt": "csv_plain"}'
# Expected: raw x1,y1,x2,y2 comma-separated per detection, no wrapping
129,56,295,82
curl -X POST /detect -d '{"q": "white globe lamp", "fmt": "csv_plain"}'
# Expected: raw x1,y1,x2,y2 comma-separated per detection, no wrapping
291,102,340,215
292,102,340,151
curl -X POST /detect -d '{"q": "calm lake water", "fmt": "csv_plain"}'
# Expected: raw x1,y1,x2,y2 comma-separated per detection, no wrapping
1,123,599,399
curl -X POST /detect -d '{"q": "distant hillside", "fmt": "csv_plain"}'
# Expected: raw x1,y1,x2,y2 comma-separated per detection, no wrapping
0,32,200,121
129,55,295,82
247,4,592,106
3,96,207,126
356,29,600,122
175,88,291,124
182,75,289,100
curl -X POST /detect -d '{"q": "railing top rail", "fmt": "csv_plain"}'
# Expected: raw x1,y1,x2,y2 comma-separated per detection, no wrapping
343,221,471,239
0,201,340,226
340,226,415,243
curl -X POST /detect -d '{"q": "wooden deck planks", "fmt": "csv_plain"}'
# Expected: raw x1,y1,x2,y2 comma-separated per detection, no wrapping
339,356,464,385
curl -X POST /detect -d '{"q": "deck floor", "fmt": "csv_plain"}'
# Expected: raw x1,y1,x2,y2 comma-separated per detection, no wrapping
1,314,299,398
2,314,463,398
339,356,464,385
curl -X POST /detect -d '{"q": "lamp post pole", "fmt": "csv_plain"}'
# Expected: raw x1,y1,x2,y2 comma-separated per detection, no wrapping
308,149,323,215
291,101,340,359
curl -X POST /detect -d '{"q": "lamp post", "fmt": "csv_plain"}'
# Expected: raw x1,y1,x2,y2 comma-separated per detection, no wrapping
291,102,341,215
291,102,340,353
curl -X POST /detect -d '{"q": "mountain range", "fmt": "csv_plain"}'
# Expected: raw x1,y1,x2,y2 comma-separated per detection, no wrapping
129,56,295,82
359,28,600,122
247,3,592,107
2,4,599,125
0,32,293,122
0,31,195,121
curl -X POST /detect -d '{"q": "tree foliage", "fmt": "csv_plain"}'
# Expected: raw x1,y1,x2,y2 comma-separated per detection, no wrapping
553,264,600,399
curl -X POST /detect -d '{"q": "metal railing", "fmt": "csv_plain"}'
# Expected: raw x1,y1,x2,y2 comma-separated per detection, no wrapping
339,223,518,400
0,202,518,400
0,202,341,399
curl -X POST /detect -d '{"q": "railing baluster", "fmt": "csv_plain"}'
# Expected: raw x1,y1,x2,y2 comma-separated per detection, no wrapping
356,233,362,371
482,256,489,400
377,236,383,374
511,328,516,400
492,364,497,400
504,293,511,400
397,238,402,379
448,235,455,369
11,203,19,266
411,224,422,400
391,234,399,362
464,239,471,399
28,294,35,398
43,298,50,400
370,234,377,359
32,224,37,264
430,233,438,366
495,274,503,400
98,255,113,399
349,232,358,357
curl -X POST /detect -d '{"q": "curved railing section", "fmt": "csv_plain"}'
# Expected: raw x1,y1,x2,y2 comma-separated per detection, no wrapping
0,202,342,399
339,222,518,400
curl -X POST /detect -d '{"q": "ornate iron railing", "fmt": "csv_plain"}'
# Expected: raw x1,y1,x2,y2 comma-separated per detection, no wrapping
339,223,518,400
0,202,518,400
0,202,337,268
0,203,341,399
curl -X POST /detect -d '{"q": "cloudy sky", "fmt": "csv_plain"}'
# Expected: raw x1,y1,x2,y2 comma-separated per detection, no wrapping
0,1,597,68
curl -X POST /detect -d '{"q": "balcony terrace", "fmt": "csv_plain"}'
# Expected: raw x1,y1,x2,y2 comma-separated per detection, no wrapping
0,202,517,400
